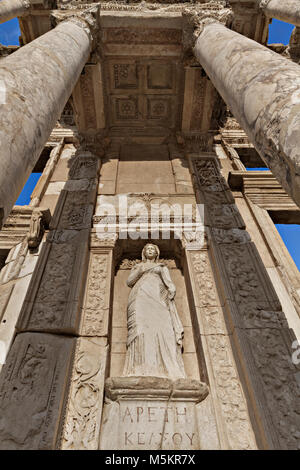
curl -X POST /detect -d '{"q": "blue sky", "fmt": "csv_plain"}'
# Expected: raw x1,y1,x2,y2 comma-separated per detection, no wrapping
0,16,299,270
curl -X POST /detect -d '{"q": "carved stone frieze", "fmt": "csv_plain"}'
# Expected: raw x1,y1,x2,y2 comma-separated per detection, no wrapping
240,327,300,450
103,28,182,45
0,332,75,450
17,229,89,333
69,151,99,180
90,231,118,249
61,337,108,450
218,242,281,310
211,228,251,245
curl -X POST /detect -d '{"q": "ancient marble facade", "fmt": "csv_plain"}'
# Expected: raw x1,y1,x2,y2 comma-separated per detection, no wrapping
0,0,300,450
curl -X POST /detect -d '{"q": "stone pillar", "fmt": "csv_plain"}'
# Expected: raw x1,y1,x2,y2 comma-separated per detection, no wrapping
260,0,300,27
190,12,300,208
0,145,101,449
0,5,99,229
189,155,300,449
0,0,29,24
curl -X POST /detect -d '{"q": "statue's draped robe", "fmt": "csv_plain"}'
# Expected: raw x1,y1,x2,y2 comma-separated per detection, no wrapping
123,263,186,379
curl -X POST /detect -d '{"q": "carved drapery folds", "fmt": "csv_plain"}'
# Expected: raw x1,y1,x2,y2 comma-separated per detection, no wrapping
191,156,300,449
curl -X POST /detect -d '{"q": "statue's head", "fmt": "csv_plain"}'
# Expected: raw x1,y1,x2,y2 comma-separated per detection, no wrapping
142,243,160,262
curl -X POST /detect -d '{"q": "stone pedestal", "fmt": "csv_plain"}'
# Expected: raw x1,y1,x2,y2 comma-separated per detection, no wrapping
100,376,210,450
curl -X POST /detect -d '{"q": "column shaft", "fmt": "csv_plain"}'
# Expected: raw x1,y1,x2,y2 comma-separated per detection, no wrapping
0,20,91,228
0,0,29,24
262,0,300,27
194,22,300,208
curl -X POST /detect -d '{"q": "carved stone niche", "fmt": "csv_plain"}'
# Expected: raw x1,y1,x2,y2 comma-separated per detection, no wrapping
100,377,209,450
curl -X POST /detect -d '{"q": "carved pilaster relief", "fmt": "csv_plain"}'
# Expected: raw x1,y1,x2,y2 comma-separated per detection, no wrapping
185,248,257,449
17,229,90,333
191,155,300,448
0,332,75,450
61,337,108,450
80,253,110,336
239,328,300,450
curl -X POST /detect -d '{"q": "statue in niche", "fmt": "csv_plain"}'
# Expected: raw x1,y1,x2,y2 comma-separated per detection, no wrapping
123,243,186,379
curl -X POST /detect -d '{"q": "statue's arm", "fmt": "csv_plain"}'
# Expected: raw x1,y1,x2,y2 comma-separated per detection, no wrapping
127,264,143,287
161,265,176,299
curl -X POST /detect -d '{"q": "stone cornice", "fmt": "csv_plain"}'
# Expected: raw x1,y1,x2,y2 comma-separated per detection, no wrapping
58,1,229,13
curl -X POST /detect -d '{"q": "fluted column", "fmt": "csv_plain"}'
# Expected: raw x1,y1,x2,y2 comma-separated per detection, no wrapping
189,11,300,208
0,6,99,229
259,0,300,27
0,0,30,24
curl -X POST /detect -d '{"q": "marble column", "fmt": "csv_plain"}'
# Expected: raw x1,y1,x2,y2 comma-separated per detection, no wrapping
0,0,29,24
193,19,300,208
0,6,99,229
260,0,300,27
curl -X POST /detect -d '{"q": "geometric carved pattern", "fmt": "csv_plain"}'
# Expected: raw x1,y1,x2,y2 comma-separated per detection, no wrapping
114,64,138,89
107,59,178,128
147,97,170,120
116,97,138,120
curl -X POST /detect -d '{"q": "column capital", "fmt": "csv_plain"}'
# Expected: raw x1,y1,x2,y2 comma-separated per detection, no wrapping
258,0,272,11
182,4,233,52
51,4,100,49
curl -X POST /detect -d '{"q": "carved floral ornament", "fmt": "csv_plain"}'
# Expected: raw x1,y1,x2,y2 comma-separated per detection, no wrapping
51,4,101,46
182,5,233,51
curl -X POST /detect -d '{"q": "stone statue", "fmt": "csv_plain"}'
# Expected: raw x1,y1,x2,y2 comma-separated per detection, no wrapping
123,243,186,379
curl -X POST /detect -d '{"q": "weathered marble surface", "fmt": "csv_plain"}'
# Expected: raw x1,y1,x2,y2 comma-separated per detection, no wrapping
61,337,108,450
0,19,91,229
123,244,186,380
0,0,29,25
194,22,300,208
261,0,300,27
0,332,75,449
